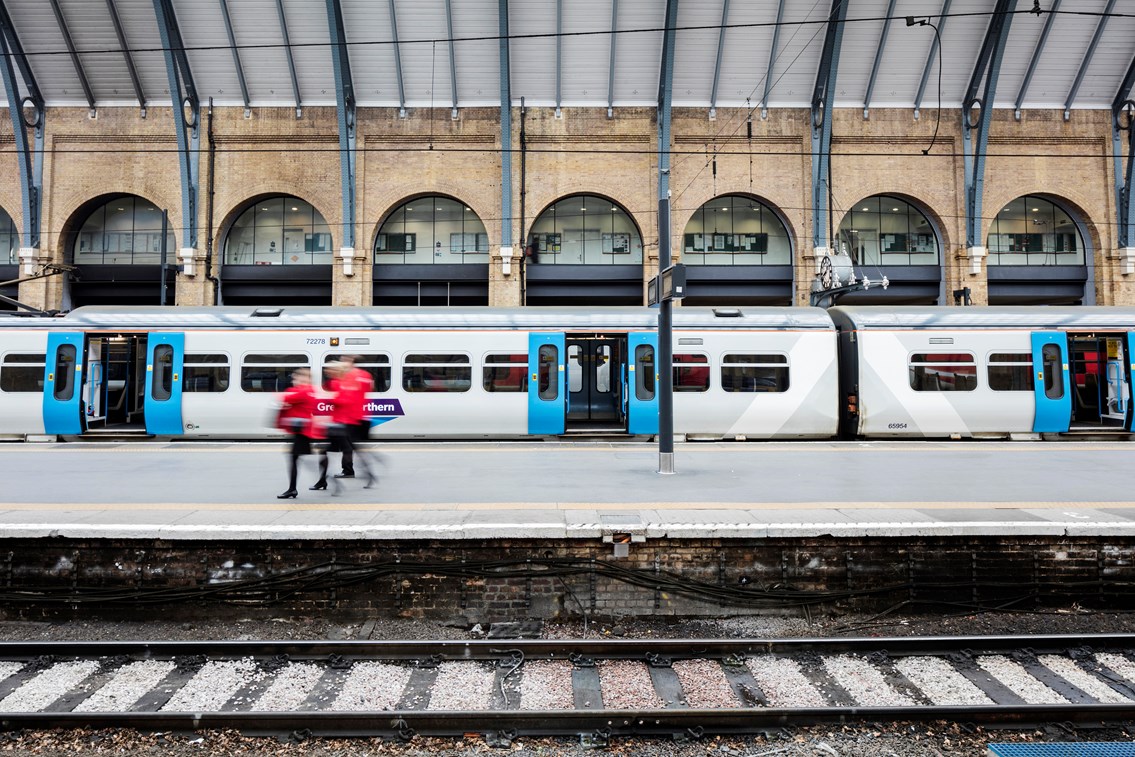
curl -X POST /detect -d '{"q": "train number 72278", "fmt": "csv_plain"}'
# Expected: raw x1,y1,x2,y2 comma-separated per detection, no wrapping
306,338,327,345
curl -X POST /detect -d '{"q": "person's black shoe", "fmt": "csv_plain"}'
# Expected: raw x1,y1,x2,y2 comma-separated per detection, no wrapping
334,471,355,479
309,481,328,491
277,489,298,499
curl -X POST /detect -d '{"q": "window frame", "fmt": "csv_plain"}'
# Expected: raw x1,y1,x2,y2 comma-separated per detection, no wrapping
402,353,472,393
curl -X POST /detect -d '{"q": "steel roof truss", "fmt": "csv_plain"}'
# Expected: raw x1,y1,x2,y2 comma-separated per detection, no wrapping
657,0,678,265
606,0,617,118
1014,0,1059,119
499,0,511,246
914,0,951,116
48,0,94,113
708,0,728,120
326,0,356,249
963,0,1015,249
0,27,42,251
273,0,301,117
0,1,42,110
810,0,849,250
387,0,406,117
444,0,458,118
863,0,896,119
1114,56,1135,248
555,0,562,118
761,0,786,118
105,0,145,114
217,0,250,116
1064,0,1115,120
151,0,200,250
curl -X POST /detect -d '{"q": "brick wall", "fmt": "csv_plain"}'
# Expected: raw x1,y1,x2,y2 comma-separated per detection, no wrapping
4,104,1130,309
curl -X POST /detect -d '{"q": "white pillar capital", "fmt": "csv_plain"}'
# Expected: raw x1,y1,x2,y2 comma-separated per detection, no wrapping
965,245,986,275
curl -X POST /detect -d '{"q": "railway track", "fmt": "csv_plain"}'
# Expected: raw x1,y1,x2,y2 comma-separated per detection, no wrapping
1,635,1135,741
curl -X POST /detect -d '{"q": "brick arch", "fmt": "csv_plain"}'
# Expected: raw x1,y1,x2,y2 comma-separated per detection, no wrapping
57,192,169,265
217,192,340,258
979,189,1101,257
367,191,497,255
526,191,647,249
834,192,953,259
671,191,800,257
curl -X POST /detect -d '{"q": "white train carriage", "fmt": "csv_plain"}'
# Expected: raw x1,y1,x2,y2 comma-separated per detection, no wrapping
830,306,1135,439
0,306,840,440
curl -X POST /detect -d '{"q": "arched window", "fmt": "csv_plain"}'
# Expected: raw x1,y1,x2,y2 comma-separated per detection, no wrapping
74,197,175,265
224,197,333,265
374,196,488,263
681,195,791,265
837,196,940,266
0,207,17,265
987,196,1084,266
527,195,643,264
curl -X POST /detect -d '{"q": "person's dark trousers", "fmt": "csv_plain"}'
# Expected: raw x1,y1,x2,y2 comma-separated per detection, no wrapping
329,424,355,477
339,421,369,476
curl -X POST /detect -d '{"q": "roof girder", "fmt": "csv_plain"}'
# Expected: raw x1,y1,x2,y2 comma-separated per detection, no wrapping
708,0,728,118
1064,0,1116,120
606,0,618,118
104,0,146,112
444,0,458,117
273,0,301,116
326,0,356,249
216,0,250,114
47,0,94,111
387,0,406,117
810,0,849,250
863,0,896,119
761,0,786,117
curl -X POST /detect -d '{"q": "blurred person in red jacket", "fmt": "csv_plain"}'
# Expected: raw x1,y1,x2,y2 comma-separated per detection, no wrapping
327,358,376,488
275,367,333,498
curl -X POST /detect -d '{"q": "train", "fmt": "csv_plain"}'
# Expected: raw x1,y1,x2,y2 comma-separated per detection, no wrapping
0,305,1132,441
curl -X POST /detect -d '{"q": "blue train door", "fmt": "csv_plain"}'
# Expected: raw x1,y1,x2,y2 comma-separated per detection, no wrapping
1031,331,1071,433
144,333,184,435
43,332,85,435
1128,332,1135,432
627,332,659,435
528,333,565,435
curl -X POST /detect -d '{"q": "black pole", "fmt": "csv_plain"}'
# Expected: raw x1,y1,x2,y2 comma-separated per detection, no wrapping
657,198,674,474
160,209,168,306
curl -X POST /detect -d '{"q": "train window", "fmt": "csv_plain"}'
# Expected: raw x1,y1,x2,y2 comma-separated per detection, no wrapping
909,353,977,392
635,345,655,400
988,352,1034,392
182,353,230,393
151,345,174,401
1042,344,1065,399
567,345,583,393
674,353,709,392
240,353,308,393
483,353,529,392
52,344,76,401
403,353,471,393
538,345,558,400
1,353,46,393
322,354,391,392
721,353,788,393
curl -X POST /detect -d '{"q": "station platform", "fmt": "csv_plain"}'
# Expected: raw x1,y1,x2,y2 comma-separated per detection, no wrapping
5,439,1135,541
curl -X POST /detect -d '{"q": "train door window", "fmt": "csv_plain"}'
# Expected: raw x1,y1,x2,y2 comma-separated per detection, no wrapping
1,353,45,392
987,352,1033,391
183,354,230,392
483,353,529,392
566,345,583,393
151,345,174,401
908,353,977,391
1042,344,1065,399
241,354,308,392
635,345,655,400
674,353,710,392
595,345,611,393
538,345,559,400
53,344,77,401
403,354,471,392
323,354,391,391
721,353,788,393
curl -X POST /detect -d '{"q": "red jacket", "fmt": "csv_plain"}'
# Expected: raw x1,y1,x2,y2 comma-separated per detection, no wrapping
330,367,373,425
278,383,325,439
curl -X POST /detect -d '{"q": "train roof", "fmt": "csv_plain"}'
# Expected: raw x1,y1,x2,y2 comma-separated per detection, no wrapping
829,306,1135,330
0,306,836,331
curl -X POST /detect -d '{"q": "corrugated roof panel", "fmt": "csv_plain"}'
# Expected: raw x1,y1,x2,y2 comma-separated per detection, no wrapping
57,0,138,105
611,0,664,106
397,0,454,108
450,0,500,108
4,0,84,105
171,0,243,106
671,0,724,108
1008,0,1103,109
279,0,335,106
713,2,779,108
762,1,828,108
561,0,613,105
868,0,938,108
509,0,556,107
344,0,397,107
1064,4,1135,109
832,2,890,107
933,0,993,106
113,0,176,106
223,0,295,108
